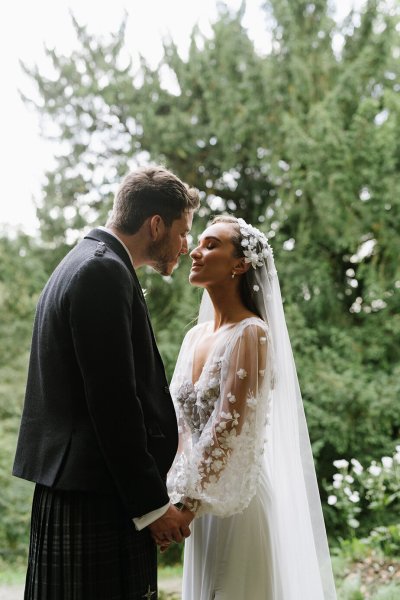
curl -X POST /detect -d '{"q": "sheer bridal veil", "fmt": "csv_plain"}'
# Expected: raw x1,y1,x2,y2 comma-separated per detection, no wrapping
198,218,337,599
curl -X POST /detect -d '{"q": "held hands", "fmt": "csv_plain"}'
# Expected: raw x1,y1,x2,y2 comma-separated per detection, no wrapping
149,504,195,551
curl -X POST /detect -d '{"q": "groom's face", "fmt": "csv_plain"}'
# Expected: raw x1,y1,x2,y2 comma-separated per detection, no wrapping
150,210,194,276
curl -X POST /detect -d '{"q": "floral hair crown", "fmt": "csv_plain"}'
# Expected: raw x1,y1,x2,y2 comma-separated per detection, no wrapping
237,218,273,270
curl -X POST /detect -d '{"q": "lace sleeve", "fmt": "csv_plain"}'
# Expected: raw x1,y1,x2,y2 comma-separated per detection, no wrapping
168,321,273,518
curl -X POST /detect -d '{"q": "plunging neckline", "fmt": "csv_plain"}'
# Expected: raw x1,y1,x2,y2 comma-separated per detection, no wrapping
190,317,263,387
190,321,216,387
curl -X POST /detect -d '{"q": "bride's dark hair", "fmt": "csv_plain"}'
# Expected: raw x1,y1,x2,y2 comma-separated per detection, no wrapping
210,215,263,320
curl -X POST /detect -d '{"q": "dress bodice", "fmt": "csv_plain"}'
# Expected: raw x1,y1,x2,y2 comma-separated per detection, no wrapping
168,317,274,517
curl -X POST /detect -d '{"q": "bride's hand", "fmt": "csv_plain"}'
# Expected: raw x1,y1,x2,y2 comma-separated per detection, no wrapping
160,541,171,553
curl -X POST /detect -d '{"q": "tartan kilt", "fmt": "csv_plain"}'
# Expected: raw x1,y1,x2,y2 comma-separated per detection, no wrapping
24,484,158,600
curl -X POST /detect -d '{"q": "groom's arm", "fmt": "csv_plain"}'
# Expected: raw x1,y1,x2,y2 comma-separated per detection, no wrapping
69,256,170,516
133,502,169,530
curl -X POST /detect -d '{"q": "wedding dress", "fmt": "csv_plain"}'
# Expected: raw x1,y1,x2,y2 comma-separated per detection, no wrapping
167,219,337,600
168,317,278,598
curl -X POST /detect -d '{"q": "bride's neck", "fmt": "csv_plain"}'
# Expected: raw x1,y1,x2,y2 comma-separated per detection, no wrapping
206,284,250,329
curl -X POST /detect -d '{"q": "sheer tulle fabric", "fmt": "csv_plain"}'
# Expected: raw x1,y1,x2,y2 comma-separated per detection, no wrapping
168,250,337,598
168,319,273,517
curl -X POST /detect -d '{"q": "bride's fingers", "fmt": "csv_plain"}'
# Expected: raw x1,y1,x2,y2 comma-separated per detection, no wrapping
152,535,168,546
152,534,172,545
153,537,167,545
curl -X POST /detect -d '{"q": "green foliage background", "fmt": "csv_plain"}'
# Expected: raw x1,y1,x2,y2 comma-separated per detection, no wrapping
1,0,399,568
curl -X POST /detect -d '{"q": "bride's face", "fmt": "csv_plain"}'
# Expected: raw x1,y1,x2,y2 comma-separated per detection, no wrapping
189,223,241,287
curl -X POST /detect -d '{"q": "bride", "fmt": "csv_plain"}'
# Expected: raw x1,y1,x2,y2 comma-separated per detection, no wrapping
163,215,337,599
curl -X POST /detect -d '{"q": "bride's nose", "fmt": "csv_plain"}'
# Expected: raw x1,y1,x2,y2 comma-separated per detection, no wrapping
190,246,202,259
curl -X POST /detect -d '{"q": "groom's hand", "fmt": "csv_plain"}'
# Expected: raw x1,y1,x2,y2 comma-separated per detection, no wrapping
149,504,192,544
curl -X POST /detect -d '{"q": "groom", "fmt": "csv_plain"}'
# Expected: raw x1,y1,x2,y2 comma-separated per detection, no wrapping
13,166,199,599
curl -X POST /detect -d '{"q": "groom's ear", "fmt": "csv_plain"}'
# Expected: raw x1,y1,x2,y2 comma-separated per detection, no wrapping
149,215,166,241
233,257,251,275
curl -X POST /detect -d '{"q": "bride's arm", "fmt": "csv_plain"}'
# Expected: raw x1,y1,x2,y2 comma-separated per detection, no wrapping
179,322,272,517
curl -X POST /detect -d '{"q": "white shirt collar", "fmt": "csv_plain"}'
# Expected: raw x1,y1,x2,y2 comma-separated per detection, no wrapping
98,226,134,266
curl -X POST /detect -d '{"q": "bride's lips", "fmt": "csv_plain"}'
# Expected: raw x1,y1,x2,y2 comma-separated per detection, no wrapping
190,262,203,270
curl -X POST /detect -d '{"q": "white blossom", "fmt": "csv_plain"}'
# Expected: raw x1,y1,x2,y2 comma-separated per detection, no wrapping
382,456,393,469
327,495,337,505
227,392,236,404
350,458,363,474
333,459,349,469
348,518,360,529
333,473,344,481
345,475,354,483
253,284,260,292
236,368,247,379
349,492,360,503
368,464,382,476
333,480,342,489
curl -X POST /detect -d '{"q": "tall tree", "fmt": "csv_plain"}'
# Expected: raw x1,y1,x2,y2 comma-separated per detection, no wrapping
19,0,400,534
0,233,49,566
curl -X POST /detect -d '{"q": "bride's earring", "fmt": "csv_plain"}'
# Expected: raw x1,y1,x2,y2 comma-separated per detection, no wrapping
231,271,236,279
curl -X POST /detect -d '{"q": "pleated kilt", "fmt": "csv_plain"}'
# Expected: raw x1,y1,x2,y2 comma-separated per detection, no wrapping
24,484,158,600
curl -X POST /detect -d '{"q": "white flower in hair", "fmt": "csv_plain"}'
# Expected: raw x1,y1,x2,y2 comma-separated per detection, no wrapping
237,218,274,272
243,249,264,269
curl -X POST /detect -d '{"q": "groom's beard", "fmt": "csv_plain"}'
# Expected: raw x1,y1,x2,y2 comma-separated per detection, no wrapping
148,231,177,276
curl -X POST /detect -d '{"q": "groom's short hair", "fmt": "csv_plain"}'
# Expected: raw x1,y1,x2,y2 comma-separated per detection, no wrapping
107,166,199,234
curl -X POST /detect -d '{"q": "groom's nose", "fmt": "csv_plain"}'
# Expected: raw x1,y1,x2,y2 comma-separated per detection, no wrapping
180,236,189,254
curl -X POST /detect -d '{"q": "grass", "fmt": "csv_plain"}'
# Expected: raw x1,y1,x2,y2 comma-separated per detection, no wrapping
159,565,183,580
158,564,182,600
2,550,400,600
0,564,183,598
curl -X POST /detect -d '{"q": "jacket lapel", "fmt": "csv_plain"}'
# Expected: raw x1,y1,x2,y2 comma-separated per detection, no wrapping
83,228,165,365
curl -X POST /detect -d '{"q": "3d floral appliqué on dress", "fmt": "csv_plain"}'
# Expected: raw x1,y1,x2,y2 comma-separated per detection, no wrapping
167,317,277,599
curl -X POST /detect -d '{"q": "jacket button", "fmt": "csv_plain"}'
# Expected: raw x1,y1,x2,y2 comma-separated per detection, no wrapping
164,385,170,394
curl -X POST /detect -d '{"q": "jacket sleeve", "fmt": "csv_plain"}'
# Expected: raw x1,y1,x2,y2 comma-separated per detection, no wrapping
68,255,169,517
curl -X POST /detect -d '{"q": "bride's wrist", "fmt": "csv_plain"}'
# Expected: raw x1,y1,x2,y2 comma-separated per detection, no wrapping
182,497,200,515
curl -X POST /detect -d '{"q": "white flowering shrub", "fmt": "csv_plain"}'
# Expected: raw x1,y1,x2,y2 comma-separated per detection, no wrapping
325,446,400,535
